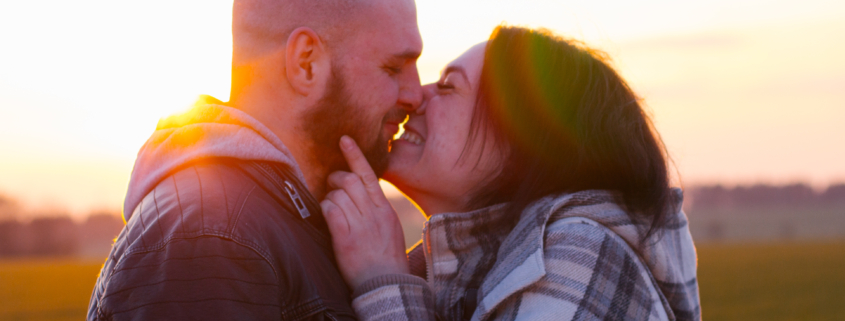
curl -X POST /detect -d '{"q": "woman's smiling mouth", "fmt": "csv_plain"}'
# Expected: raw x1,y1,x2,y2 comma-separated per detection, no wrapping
398,130,425,145
398,125,426,145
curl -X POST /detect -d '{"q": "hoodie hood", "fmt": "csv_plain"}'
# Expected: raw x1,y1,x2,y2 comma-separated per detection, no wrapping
123,95,307,220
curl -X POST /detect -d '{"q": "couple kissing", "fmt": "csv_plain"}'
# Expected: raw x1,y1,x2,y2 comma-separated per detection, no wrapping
88,0,700,320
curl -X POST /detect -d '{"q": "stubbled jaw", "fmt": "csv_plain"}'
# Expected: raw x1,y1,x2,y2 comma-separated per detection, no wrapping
398,130,425,145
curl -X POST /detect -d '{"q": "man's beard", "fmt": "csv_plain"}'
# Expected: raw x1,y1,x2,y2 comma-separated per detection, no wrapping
303,66,400,178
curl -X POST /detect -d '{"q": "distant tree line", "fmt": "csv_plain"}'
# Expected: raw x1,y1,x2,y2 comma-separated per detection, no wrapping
0,194,124,258
688,183,845,210
0,213,124,258
1,183,844,257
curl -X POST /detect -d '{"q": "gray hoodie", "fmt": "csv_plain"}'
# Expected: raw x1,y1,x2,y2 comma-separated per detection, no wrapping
122,95,308,219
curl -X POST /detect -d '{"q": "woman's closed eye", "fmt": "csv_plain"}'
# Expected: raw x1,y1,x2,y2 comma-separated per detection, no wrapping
436,81,455,91
436,70,465,94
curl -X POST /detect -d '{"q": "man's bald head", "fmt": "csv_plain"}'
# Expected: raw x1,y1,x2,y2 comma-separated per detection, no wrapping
227,0,423,198
232,0,369,63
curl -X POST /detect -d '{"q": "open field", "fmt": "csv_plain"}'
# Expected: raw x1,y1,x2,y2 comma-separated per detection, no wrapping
1,242,844,320
0,258,102,321
697,242,845,320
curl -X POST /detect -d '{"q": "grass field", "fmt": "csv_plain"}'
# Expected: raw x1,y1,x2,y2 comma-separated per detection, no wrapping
0,258,103,321
697,242,845,320
1,242,844,320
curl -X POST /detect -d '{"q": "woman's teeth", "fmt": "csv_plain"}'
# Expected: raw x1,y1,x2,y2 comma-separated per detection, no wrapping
399,131,425,145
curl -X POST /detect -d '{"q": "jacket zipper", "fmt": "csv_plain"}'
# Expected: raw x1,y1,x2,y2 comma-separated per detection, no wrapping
258,163,311,219
283,180,311,219
256,163,354,321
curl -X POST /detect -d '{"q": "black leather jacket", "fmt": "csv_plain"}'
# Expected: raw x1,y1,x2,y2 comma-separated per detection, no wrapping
88,158,356,320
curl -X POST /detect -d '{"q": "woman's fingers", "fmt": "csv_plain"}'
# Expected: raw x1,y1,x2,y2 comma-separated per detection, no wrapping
327,171,374,215
325,189,363,224
339,136,389,206
322,137,411,290
321,198,351,239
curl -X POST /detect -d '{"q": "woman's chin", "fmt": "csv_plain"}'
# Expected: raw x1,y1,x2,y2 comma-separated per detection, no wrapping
382,158,407,187
386,140,421,173
384,152,418,192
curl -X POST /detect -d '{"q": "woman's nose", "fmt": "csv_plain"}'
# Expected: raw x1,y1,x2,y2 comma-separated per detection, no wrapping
416,83,437,114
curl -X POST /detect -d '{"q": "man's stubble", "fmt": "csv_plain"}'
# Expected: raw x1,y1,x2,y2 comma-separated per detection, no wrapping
303,64,397,178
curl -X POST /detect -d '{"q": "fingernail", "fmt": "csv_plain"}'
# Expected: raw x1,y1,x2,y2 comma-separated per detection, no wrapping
340,135,354,150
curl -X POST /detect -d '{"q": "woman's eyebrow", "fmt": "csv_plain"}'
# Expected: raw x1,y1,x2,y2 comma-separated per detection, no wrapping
441,66,469,84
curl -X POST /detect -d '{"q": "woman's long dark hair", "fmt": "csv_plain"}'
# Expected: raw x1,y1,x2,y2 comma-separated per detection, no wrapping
465,25,678,242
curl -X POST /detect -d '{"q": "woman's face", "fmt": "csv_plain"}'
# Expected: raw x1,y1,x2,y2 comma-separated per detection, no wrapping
383,42,504,215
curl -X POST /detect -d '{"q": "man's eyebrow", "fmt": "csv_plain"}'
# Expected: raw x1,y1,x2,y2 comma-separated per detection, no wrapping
394,50,422,60
442,66,469,84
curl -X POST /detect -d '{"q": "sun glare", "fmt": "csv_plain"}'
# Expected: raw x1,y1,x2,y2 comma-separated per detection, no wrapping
1,0,844,216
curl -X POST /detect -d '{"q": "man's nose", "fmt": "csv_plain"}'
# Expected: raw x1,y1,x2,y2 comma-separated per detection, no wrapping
397,67,423,112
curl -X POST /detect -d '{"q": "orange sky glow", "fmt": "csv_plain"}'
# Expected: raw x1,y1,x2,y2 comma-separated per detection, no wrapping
1,0,843,218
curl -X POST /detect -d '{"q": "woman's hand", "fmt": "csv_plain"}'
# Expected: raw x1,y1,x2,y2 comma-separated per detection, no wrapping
321,135,410,290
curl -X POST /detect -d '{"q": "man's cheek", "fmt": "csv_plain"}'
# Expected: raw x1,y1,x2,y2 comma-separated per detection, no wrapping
371,79,399,105
358,116,383,146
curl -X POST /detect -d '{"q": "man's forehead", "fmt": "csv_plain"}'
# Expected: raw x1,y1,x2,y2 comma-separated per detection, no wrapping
394,28,423,59
354,3,422,58
321,0,419,62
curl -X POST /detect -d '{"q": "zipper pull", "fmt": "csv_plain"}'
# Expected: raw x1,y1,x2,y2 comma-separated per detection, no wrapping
283,181,311,219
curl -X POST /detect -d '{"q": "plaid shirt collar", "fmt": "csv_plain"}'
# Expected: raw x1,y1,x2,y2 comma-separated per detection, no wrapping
421,189,697,320
422,194,566,319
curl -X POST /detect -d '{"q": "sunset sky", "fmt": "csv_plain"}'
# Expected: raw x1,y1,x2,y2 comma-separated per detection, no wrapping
1,0,843,218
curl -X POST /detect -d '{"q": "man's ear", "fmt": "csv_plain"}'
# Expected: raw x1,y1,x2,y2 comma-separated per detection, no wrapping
285,27,329,96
